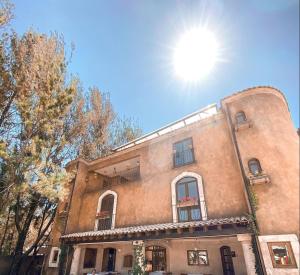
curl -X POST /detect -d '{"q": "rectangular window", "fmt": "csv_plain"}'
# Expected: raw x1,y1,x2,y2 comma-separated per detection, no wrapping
187,250,209,265
52,250,59,263
268,242,297,268
83,248,97,269
48,247,60,267
173,138,195,167
123,255,133,267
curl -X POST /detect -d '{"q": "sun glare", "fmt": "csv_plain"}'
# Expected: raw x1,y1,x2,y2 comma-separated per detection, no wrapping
173,28,219,82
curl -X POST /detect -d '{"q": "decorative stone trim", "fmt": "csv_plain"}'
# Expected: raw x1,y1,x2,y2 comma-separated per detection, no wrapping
258,234,300,275
235,120,253,132
171,172,207,222
94,190,118,230
248,173,271,185
69,245,81,275
48,246,61,268
237,234,256,275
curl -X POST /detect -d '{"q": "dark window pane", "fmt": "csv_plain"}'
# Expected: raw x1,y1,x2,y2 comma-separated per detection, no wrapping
248,159,262,175
83,248,97,268
101,195,114,212
52,250,59,263
173,138,194,167
236,112,246,124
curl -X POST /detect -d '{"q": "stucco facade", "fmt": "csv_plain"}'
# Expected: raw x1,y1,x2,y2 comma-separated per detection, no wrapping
45,87,299,275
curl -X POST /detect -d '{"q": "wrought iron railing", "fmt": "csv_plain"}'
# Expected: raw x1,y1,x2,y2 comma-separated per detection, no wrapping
102,166,140,189
97,217,112,230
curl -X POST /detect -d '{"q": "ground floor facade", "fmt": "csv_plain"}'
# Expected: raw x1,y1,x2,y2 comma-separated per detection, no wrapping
64,235,254,275
45,216,300,275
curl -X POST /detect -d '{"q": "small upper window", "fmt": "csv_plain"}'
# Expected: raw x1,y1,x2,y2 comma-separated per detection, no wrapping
268,242,297,269
248,158,262,176
235,111,247,124
173,138,195,167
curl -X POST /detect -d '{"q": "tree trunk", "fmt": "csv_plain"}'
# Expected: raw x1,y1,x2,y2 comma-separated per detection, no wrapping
9,232,26,275
9,198,39,274
0,207,11,254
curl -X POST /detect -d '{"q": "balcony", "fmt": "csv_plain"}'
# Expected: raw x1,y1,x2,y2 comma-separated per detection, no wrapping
97,217,112,231
94,156,140,189
248,172,271,185
235,120,252,132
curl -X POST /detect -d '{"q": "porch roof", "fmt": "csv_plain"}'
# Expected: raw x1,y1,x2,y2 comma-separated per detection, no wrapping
61,216,250,242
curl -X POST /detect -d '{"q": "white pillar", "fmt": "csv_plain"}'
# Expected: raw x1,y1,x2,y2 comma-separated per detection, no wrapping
237,234,256,275
132,240,145,272
70,245,81,275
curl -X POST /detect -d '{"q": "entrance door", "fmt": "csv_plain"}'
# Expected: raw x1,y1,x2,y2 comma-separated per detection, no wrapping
102,248,116,272
220,246,235,275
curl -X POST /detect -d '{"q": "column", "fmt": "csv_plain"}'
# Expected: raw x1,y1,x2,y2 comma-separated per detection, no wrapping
237,234,256,275
132,240,145,274
70,245,81,275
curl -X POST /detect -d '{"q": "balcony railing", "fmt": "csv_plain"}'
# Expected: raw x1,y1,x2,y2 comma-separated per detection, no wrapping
97,217,112,230
173,148,195,168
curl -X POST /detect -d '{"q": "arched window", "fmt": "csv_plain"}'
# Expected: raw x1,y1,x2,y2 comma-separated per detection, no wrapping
248,158,262,176
95,190,117,230
235,111,247,124
171,172,207,223
176,177,201,222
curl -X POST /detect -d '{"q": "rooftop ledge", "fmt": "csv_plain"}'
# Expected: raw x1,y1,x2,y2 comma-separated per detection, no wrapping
60,216,250,243
114,104,218,152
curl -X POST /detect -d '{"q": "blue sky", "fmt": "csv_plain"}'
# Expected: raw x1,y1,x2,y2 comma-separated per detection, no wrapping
12,0,299,132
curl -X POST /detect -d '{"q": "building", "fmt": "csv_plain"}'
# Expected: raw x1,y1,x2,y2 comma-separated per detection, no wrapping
45,86,299,275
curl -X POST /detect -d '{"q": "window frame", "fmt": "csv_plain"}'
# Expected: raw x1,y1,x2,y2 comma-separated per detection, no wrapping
48,247,61,268
248,158,262,176
187,250,209,266
235,111,247,124
83,248,98,269
173,137,195,168
267,242,297,269
176,177,201,222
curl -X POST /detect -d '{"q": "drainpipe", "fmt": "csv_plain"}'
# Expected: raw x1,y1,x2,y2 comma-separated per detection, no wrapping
223,103,266,275
63,161,79,235
59,161,79,275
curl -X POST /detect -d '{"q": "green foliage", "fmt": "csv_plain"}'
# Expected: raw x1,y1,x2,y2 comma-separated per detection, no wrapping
251,235,264,275
133,243,146,275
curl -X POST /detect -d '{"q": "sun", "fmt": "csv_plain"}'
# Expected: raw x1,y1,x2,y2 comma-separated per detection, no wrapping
173,28,219,82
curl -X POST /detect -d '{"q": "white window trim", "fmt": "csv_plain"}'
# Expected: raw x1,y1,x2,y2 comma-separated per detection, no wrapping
48,246,61,268
171,171,207,223
258,234,300,273
94,190,118,230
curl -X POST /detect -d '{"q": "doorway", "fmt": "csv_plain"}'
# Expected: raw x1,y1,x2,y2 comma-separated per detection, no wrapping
102,248,116,272
220,246,235,275
145,246,166,271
